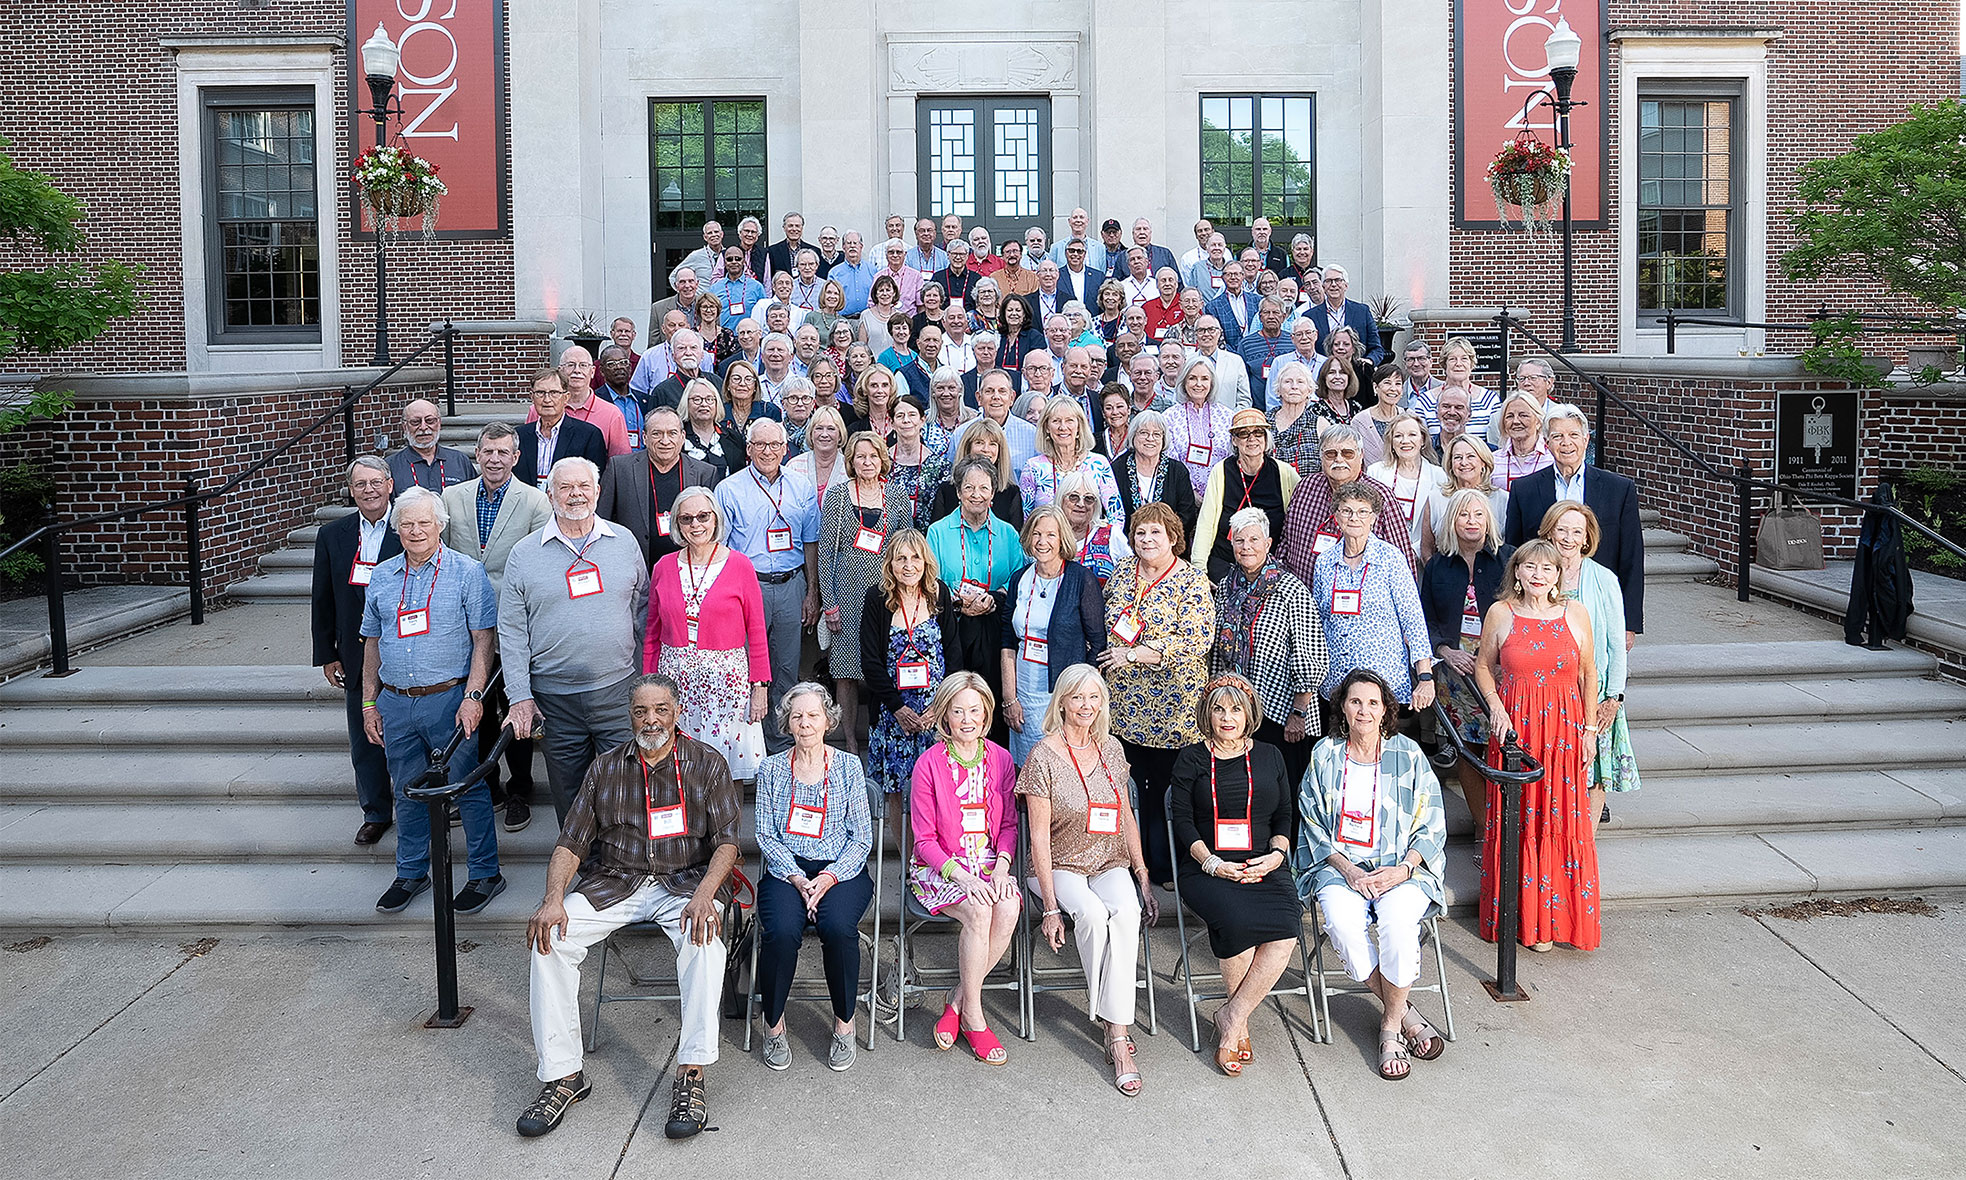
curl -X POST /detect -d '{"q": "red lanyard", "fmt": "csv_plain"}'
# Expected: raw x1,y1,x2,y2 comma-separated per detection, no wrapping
751,468,789,529
961,521,994,587
1234,463,1262,513
850,480,888,516
396,547,443,614
1338,554,1372,593
1208,747,1255,831
639,744,687,815
898,593,927,662
563,528,599,574
1066,742,1119,809
789,751,830,823
1127,558,1177,619
1186,403,1213,448
681,546,716,619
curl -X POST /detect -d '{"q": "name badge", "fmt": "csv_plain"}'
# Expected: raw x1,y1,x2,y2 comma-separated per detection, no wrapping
1210,276,1223,291
1313,531,1338,555
1186,442,1213,467
728,300,744,315
1215,819,1253,852
948,296,964,312
1338,810,1375,848
896,660,931,690
766,527,793,553
686,615,700,644
787,801,826,839
920,269,935,282
656,512,672,537
349,560,376,587
1087,805,1121,835
959,576,989,597
396,608,430,638
1262,362,1273,380
627,431,641,450
1111,611,1142,645
960,803,989,834
648,802,687,839
1331,588,1362,616
1460,611,1484,638
1021,636,1049,665
854,526,885,554
567,564,604,599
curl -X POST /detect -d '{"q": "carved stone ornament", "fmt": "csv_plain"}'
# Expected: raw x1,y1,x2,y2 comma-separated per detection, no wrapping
888,38,1078,91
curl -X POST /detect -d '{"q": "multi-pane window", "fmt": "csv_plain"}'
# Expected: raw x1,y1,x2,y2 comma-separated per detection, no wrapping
649,99,766,297
1636,90,1740,318
916,97,1050,244
205,91,320,341
1200,94,1315,234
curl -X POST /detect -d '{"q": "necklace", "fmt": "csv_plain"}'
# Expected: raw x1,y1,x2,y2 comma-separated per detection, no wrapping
947,740,985,770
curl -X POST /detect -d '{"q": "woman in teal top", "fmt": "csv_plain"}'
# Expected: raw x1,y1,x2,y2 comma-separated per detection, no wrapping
926,456,1029,742
1540,500,1639,828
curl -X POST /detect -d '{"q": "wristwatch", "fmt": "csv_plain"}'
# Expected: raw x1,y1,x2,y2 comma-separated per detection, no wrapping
1414,671,1435,683
465,689,485,702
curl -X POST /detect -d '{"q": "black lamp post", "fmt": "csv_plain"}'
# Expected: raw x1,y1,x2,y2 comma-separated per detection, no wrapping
356,23,402,366
1540,18,1585,352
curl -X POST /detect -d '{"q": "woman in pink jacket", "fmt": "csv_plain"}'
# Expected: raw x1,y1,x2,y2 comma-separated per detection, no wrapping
643,485,772,781
909,670,1021,1065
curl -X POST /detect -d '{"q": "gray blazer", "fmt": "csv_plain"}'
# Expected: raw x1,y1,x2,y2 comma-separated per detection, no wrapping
440,477,554,590
597,449,720,566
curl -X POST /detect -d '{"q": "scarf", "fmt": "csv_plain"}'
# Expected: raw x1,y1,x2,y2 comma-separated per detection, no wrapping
1217,559,1285,670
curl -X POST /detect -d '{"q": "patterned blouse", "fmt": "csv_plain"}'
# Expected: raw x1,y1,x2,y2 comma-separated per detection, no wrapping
752,748,874,885
1269,404,1323,472
1209,562,1328,737
1162,401,1237,498
1019,451,1124,525
1311,536,1433,703
1296,734,1447,912
889,426,952,532
1103,556,1217,749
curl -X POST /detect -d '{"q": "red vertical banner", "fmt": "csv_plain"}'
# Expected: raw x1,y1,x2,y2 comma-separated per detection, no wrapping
1454,0,1604,227
348,1,507,236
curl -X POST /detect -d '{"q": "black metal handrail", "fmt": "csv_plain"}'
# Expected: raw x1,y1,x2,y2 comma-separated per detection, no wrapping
1426,657,1545,1002
1662,307,1966,354
6,324,460,676
1496,312,1966,603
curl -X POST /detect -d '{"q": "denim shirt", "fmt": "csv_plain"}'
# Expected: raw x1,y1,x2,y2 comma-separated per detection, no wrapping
360,545,496,686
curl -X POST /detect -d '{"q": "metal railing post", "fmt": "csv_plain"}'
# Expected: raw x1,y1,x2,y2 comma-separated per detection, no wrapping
1485,737,1530,1002
343,388,358,468
1664,308,1677,355
185,474,206,626
425,784,467,1027
1736,459,1754,603
41,507,73,677
1496,309,1512,389
443,321,457,416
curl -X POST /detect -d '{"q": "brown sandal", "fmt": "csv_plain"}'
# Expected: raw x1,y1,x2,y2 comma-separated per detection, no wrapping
1213,1019,1242,1077
1378,1032,1411,1081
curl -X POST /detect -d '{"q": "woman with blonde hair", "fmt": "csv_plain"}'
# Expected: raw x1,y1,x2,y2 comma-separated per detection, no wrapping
848,364,901,443
1021,397,1124,522
785,403,848,501
1367,412,1448,556
1539,500,1640,826
1420,487,1514,837
1493,390,1555,491
1000,505,1108,761
1421,434,1508,562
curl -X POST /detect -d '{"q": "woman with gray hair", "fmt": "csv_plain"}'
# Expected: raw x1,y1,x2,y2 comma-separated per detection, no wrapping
968,277,1003,336
1163,357,1237,499
1058,468,1132,586
752,682,876,1071
1193,408,1302,582
1266,358,1323,473
1112,408,1200,549
1211,506,1327,793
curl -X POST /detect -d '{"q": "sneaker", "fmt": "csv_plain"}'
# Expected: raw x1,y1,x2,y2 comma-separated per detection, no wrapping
454,874,506,914
516,1073,590,1137
504,798,532,833
761,1029,791,1071
828,1029,857,1072
376,876,431,913
664,1068,707,1139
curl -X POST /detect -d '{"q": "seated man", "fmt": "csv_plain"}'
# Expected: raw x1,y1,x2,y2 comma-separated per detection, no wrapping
519,673,741,1142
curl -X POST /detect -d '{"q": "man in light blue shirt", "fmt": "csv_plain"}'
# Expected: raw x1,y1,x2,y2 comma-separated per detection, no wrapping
828,231,878,316
903,217,948,279
360,486,501,916
707,247,767,331
714,418,820,754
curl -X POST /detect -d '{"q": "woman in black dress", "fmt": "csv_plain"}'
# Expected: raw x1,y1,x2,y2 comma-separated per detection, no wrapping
1169,672,1301,1077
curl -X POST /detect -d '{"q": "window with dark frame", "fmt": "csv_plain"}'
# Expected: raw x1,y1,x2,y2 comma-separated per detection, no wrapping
1199,94,1315,238
204,89,320,343
915,96,1051,246
649,98,767,298
1636,85,1741,320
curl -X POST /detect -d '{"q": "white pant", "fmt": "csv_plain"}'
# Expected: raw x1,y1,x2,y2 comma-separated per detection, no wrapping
1030,866,1142,1026
1316,880,1432,988
530,879,726,1081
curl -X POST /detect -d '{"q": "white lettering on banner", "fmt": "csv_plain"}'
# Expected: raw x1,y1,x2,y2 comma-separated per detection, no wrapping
395,20,460,140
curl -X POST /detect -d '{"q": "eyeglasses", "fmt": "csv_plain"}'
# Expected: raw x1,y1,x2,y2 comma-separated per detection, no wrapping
675,511,716,525
1231,428,1267,440
1335,505,1376,518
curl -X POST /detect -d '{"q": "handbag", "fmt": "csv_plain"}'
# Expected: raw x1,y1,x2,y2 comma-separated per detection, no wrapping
1757,504,1825,570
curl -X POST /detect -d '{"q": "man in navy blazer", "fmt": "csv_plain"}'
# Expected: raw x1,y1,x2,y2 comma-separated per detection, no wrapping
1303,264,1388,365
1504,403,1645,640
310,457,404,844
1203,264,1263,351
515,370,609,487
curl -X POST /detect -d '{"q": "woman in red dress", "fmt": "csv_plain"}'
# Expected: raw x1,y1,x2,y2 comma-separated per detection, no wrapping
1473,538,1601,951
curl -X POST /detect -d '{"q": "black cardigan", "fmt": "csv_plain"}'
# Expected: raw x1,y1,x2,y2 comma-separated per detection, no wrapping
1419,544,1515,655
859,584,962,713
998,561,1109,688
1113,452,1201,558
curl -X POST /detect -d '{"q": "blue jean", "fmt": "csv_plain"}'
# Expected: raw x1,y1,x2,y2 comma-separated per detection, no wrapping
378,685,499,881
756,857,875,1025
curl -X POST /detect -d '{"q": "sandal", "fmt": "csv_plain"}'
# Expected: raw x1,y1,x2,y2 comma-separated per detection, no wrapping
958,1023,1007,1066
1106,1036,1143,1097
1212,1019,1242,1077
1400,1006,1445,1062
1378,1032,1411,1081
1237,1034,1253,1064
933,1003,961,1052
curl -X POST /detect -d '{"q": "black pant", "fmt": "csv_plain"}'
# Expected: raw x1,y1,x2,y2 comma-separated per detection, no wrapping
949,607,1009,747
1256,717,1312,843
479,656,535,804
756,857,876,1026
1122,741,1181,885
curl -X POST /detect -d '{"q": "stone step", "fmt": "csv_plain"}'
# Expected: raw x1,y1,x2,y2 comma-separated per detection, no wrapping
286,524,321,547
1644,549,1721,581
227,572,313,603
317,504,354,522
1595,770,1966,835
0,751,359,802
0,665,333,706
1631,718,1966,778
1640,509,1661,526
257,547,313,572
1621,675,1966,726
0,704,345,750
1642,528,1689,551
1626,640,1935,684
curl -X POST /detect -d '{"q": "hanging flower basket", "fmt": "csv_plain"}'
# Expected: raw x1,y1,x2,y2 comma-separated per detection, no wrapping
353,144,447,240
1486,133,1570,235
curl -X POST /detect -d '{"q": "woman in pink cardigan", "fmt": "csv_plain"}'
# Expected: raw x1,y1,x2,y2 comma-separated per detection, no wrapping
909,670,1021,1065
643,485,772,780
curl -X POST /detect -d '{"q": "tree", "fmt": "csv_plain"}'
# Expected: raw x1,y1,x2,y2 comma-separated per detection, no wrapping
1782,99,1966,386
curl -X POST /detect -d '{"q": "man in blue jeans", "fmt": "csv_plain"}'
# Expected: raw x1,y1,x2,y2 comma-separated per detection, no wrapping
360,485,504,915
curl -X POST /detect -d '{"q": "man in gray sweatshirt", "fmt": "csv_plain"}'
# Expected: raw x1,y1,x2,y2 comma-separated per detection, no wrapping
500,458,651,824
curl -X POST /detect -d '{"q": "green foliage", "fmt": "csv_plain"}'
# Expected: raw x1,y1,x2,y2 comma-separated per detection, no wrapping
1899,466,1966,576
0,133,144,418
0,459,53,587
1797,312,1887,389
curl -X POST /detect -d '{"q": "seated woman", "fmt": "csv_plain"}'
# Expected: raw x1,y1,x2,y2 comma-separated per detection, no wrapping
1000,506,1107,762
909,672,1022,1065
1168,673,1301,1077
753,683,876,1073
1018,663,1158,1096
1298,669,1449,1082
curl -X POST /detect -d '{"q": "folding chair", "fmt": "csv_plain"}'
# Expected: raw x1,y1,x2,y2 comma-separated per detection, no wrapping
1016,798,1158,1037
742,784,886,1053
1164,811,1322,1051
1308,896,1456,1046
584,877,744,1053
885,800,1032,1044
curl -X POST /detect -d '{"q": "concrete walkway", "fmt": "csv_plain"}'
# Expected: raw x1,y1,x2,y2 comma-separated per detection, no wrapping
2,904,1962,1178
0,585,191,679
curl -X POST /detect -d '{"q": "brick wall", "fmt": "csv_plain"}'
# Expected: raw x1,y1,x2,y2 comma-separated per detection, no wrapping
1447,3,1961,360
1878,390,1966,476
0,374,434,590
0,2,515,374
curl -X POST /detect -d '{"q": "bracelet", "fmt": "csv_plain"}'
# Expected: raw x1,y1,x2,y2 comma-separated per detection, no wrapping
361,700,378,709
1201,854,1224,876
1043,908,1062,917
